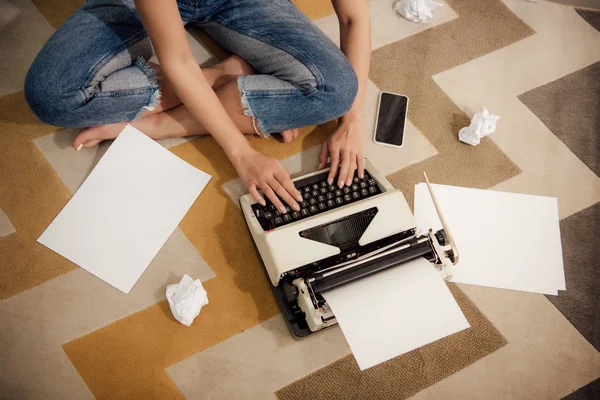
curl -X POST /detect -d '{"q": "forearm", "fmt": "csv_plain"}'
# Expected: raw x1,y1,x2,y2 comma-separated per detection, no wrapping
134,0,250,158
338,6,371,122
163,58,250,157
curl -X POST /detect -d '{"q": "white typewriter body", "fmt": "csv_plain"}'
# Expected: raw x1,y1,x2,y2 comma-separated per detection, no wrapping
240,159,457,337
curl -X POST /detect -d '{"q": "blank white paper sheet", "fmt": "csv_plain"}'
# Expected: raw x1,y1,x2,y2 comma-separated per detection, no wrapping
414,183,565,295
323,258,470,370
38,125,211,294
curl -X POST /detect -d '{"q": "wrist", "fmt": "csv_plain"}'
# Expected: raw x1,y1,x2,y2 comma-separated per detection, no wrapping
340,109,363,125
223,136,253,162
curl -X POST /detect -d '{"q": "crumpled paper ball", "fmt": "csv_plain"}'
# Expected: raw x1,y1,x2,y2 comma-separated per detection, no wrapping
458,108,500,146
394,0,443,24
166,274,209,326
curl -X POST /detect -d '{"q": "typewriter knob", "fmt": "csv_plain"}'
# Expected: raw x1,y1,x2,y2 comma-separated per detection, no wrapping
434,229,449,246
282,282,299,303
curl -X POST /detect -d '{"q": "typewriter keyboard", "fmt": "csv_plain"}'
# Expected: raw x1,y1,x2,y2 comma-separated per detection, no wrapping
251,169,381,231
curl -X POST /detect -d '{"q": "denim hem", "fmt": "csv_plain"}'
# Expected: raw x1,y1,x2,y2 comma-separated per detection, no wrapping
133,57,161,120
237,75,270,139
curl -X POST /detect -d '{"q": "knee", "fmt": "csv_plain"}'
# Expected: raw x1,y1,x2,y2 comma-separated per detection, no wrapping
24,68,64,126
24,60,78,127
318,60,358,119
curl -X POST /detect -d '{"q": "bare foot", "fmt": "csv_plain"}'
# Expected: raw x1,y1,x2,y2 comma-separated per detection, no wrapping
73,122,127,149
71,57,269,150
73,117,299,150
215,54,255,76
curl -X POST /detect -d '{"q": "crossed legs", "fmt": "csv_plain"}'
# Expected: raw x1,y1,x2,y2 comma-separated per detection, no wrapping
72,55,299,149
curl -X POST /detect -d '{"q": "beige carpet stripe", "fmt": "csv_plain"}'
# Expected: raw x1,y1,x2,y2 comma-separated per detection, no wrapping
0,229,213,399
34,127,198,194
0,0,55,97
410,283,600,399
358,81,438,176
312,0,458,50
167,316,351,400
0,209,15,238
433,0,600,220
276,285,505,400
372,0,534,207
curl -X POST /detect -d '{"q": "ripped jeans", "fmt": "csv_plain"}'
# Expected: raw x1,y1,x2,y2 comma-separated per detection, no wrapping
24,0,358,136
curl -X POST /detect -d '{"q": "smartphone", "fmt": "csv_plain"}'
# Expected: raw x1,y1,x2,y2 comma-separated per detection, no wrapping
373,91,409,148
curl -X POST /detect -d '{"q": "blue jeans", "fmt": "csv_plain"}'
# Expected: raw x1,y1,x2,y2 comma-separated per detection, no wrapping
24,0,358,135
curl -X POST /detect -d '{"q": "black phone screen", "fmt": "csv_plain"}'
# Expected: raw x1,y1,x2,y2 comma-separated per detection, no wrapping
375,92,408,147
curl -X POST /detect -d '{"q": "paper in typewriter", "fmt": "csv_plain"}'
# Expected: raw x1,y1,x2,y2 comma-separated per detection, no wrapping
322,257,470,370
414,183,565,295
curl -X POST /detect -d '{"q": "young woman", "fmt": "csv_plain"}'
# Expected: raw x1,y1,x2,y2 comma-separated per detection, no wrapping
25,0,371,214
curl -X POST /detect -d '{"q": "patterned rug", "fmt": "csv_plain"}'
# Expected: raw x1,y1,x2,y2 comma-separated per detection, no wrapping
276,284,506,400
1,0,600,399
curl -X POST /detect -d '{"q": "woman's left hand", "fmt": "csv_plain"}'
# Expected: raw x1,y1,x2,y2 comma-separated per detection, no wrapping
319,116,364,187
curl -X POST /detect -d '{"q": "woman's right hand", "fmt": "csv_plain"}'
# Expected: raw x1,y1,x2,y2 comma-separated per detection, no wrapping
230,148,302,214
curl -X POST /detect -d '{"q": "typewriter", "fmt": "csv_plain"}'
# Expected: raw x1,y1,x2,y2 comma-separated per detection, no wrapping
240,158,458,338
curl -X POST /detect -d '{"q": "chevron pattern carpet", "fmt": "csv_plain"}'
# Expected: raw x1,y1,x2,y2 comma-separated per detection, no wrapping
1,0,599,399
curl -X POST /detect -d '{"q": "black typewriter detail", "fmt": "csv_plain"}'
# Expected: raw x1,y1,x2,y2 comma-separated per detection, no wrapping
275,229,419,337
299,208,378,252
251,169,381,231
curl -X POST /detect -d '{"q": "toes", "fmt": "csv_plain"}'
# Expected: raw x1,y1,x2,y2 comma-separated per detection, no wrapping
73,129,100,149
72,126,115,149
281,129,294,143
280,128,299,144
73,130,93,150
84,139,103,148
